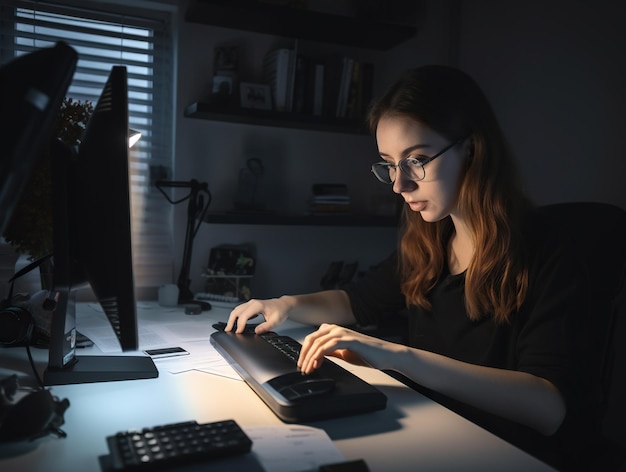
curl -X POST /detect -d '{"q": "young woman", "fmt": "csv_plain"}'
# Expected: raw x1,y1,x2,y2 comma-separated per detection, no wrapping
226,65,595,470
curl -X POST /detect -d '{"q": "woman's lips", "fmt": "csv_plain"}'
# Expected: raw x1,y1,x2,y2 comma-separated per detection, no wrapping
407,201,427,211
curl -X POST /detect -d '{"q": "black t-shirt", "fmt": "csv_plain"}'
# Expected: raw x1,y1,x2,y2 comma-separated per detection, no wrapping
343,211,598,470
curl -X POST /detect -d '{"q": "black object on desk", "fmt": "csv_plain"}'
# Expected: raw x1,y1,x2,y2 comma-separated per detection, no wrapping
105,419,252,471
210,329,387,423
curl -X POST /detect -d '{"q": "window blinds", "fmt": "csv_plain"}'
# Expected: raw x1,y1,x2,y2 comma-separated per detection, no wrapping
0,0,175,296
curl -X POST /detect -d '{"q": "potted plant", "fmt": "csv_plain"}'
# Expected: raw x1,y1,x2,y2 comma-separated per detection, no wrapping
2,97,93,290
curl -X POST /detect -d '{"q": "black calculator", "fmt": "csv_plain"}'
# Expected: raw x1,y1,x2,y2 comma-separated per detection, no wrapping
106,419,252,470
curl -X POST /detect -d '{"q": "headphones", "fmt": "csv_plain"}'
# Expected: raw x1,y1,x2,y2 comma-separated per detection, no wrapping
0,255,69,442
1,255,55,348
0,290,51,348
0,375,69,442
0,298,68,443
0,302,35,346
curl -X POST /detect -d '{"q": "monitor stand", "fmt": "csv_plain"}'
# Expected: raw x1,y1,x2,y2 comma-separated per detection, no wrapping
44,290,158,386
44,355,158,386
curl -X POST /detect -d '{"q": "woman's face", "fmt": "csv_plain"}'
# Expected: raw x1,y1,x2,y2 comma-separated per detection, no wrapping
375,115,466,223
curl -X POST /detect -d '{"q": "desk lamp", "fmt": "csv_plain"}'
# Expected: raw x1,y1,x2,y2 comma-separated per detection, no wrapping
128,128,141,148
156,179,211,309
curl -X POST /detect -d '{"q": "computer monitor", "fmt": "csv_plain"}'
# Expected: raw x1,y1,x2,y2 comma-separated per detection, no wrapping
43,65,158,385
0,42,77,235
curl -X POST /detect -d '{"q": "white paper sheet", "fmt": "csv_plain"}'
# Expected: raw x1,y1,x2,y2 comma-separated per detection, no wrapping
244,425,346,472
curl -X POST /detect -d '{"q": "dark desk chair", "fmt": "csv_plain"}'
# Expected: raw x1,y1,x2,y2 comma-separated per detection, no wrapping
539,201,626,470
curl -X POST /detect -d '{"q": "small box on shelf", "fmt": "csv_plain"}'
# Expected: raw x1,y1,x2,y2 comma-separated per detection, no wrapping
200,244,256,303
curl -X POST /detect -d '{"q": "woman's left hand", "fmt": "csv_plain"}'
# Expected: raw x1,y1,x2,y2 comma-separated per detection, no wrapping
297,323,399,374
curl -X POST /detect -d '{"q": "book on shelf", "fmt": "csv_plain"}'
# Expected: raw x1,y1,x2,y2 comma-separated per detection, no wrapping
292,55,326,117
263,48,296,112
358,62,375,119
310,183,351,214
260,49,373,122
344,60,374,121
322,54,344,119
322,55,374,120
335,56,354,118
292,54,309,115
312,60,325,116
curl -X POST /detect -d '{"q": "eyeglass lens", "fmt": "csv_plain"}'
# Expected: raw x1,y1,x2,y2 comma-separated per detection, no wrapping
372,159,425,184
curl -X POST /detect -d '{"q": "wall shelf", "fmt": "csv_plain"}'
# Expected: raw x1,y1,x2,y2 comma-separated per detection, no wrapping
202,211,398,227
184,102,369,134
185,0,417,51
184,1,411,228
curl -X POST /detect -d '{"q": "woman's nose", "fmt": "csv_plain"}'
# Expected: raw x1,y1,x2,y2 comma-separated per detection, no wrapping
392,171,416,194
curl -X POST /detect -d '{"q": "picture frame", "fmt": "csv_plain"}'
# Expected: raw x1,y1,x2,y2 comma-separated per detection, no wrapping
211,75,234,97
214,44,239,72
240,82,272,110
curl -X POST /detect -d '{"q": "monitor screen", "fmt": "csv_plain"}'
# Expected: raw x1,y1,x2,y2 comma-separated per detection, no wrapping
0,42,77,235
43,65,157,385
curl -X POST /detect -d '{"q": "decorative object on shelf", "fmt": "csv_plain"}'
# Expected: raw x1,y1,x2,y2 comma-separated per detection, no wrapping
2,98,93,290
211,43,240,106
234,157,265,211
239,82,272,110
201,244,256,303
212,75,234,101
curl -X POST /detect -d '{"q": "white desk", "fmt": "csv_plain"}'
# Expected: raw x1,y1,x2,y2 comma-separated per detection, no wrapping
0,303,556,472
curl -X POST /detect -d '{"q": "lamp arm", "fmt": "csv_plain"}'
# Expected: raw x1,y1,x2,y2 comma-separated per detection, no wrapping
155,179,211,304
177,189,198,302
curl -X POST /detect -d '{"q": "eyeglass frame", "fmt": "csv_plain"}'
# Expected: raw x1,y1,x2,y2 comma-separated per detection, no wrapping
370,137,467,184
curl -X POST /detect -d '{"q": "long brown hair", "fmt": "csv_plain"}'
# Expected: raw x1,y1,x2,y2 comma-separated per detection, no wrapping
367,65,530,323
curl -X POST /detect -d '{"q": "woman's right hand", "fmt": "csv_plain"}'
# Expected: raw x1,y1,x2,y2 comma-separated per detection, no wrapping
225,296,295,334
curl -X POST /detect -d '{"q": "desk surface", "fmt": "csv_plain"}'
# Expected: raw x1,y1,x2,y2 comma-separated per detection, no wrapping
0,303,556,472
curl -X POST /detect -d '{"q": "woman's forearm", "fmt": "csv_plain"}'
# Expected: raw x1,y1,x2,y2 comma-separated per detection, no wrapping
388,346,566,435
282,290,357,326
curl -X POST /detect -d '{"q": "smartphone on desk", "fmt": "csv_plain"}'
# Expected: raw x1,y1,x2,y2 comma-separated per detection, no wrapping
143,346,189,359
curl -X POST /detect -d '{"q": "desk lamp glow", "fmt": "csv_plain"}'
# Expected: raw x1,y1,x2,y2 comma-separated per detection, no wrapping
128,128,141,148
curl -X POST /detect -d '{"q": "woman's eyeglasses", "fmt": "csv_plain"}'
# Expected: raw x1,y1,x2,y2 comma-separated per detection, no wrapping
370,137,466,184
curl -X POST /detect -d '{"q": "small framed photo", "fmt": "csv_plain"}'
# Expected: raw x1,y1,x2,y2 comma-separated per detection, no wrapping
212,75,234,96
214,45,239,72
240,82,272,110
